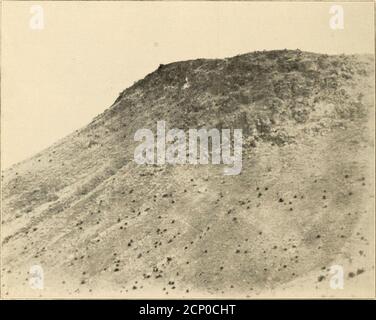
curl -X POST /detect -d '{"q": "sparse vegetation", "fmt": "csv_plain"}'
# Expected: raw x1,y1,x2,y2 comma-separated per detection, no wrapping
1,50,374,298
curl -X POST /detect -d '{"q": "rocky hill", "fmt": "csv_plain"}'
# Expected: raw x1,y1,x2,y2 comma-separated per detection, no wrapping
1,50,374,298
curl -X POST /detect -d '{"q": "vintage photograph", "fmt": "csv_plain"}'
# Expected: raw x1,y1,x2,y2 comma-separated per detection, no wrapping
1,1,374,299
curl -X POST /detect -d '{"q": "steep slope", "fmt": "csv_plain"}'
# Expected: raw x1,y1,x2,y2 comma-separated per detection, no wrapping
1,50,374,298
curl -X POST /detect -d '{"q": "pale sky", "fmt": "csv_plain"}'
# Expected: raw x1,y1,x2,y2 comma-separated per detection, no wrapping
1,1,374,169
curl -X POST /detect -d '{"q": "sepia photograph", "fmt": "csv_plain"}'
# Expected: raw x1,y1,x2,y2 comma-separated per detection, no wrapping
1,1,374,302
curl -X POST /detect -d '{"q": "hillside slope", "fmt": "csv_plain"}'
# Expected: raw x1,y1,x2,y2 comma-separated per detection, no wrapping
1,50,374,298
